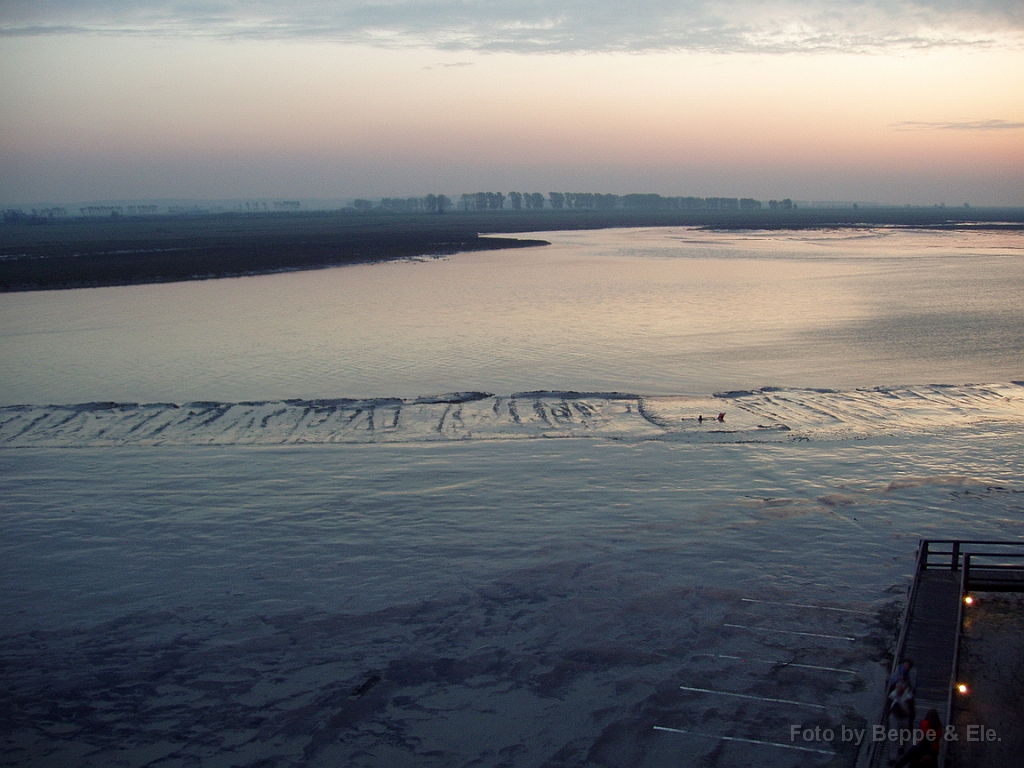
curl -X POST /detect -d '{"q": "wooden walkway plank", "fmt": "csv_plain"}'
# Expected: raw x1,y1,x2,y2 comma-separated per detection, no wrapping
900,570,960,713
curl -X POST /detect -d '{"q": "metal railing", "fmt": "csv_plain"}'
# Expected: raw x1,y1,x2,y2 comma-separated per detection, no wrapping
862,539,1024,768
941,560,970,768
862,541,928,768
919,539,1024,572
962,551,1024,591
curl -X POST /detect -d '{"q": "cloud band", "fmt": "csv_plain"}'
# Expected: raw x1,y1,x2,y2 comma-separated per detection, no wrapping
895,119,1024,131
1,1,1023,53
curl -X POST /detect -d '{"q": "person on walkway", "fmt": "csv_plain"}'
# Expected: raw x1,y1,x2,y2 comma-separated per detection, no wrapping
887,679,914,732
891,709,942,768
892,658,919,692
889,658,918,725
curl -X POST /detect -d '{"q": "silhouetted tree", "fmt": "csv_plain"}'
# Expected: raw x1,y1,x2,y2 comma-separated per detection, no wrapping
3,208,69,224
622,194,666,210
549,192,565,209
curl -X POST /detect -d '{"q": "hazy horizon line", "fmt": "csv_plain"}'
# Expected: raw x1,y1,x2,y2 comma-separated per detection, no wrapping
10,197,1013,212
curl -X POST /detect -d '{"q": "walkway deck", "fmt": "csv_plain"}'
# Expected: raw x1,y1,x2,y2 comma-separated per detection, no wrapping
862,539,1024,768
899,569,961,717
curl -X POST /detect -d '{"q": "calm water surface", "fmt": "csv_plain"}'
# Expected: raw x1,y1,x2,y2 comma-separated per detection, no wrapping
1,227,1021,404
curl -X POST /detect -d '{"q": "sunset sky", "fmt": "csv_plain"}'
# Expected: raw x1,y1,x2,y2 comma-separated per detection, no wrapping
1,1,1022,205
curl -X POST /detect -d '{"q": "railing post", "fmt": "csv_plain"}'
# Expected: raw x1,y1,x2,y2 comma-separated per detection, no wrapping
963,553,971,591
952,541,960,571
921,540,930,570
945,555,971,768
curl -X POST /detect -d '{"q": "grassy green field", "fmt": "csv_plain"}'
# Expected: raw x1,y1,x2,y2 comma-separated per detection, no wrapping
2,207,1022,292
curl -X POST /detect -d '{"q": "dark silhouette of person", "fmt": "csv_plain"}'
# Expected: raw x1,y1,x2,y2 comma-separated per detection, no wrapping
892,708,941,768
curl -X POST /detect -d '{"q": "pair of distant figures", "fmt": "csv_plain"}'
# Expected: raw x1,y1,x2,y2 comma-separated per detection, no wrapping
689,413,725,424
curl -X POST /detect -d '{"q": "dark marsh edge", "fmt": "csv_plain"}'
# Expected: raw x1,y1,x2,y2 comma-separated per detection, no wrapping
2,207,1021,292
0,212,550,292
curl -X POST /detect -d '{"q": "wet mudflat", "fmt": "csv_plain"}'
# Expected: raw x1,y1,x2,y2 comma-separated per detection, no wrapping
2,433,1023,767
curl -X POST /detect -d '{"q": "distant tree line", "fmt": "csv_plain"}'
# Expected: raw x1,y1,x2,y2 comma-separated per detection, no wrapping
351,193,768,213
515,193,547,210
79,204,171,217
2,208,67,224
356,194,453,214
461,192,506,211
81,206,124,217
2,193,792,227
616,195,763,211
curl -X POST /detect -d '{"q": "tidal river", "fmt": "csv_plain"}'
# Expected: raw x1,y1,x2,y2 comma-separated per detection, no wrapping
1,226,1022,767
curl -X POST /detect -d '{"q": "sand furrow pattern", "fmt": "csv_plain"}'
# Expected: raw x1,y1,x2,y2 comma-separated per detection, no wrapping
2,384,1022,447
